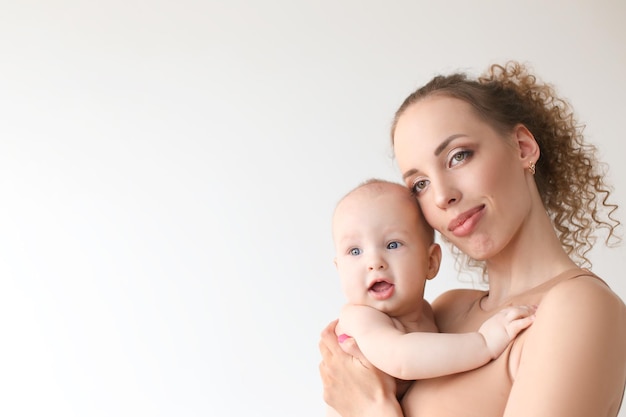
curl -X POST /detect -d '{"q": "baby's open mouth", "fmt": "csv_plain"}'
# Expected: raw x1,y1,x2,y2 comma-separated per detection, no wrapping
369,280,393,293
368,280,395,300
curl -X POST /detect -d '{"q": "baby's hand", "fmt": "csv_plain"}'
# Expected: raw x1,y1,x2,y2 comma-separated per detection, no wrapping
478,305,536,359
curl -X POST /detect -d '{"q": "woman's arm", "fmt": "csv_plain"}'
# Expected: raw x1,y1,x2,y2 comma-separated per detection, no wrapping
340,304,534,380
319,320,403,417
503,276,626,417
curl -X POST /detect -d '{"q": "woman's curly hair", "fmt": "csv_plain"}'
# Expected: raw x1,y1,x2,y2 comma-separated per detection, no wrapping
391,61,621,277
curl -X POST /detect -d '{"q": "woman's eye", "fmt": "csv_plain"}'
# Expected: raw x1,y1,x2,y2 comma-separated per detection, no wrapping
449,150,473,167
349,248,362,256
387,241,402,249
411,178,429,195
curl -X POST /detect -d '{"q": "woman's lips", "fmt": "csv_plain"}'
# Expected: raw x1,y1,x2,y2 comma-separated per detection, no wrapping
448,205,485,237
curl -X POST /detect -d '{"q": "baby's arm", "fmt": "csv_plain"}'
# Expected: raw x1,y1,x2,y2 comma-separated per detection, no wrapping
339,304,535,381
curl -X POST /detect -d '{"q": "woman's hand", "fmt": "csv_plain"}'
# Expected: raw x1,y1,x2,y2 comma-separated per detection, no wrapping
319,320,403,417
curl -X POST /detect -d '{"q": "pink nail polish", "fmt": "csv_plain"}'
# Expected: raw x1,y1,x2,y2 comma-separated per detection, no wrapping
337,334,350,343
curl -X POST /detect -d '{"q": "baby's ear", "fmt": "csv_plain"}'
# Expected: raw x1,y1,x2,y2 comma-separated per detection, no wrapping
427,243,442,280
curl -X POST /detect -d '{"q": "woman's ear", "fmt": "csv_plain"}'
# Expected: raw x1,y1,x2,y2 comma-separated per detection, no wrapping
514,124,540,168
426,243,442,280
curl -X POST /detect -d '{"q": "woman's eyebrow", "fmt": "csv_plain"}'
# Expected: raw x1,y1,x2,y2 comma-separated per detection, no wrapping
402,134,468,180
434,134,467,156
402,169,418,181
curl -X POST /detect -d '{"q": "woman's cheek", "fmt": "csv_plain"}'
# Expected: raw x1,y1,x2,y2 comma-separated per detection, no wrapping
419,201,441,231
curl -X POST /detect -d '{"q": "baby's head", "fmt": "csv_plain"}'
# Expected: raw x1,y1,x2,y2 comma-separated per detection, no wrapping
332,179,440,315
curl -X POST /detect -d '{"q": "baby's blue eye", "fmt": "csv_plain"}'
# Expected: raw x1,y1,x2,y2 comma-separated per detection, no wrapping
387,241,402,249
350,248,362,256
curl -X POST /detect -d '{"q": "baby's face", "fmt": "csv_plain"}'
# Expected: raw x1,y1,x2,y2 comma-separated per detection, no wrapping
332,184,436,316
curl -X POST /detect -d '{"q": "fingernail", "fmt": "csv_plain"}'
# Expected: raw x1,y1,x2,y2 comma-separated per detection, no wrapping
337,334,350,343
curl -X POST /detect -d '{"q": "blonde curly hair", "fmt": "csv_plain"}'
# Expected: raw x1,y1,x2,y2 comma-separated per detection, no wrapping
391,61,621,277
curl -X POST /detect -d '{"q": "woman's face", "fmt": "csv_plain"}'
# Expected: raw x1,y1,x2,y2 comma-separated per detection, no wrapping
393,95,533,261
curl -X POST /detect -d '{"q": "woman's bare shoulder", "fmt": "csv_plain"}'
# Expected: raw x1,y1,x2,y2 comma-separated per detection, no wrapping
433,288,485,305
525,273,626,353
431,288,485,326
541,274,626,314
506,274,626,416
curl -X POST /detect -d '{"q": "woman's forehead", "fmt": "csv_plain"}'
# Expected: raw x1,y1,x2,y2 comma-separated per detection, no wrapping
396,96,479,136
393,97,479,161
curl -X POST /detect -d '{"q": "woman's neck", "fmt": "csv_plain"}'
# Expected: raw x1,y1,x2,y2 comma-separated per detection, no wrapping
481,207,578,309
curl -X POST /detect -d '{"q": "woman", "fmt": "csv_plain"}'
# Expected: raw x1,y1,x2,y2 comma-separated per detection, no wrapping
319,62,626,417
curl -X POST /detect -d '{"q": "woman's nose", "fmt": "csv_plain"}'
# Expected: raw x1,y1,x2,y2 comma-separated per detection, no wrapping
434,183,460,209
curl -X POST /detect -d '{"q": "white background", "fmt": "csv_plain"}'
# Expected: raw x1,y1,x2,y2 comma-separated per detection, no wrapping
1,1,624,416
